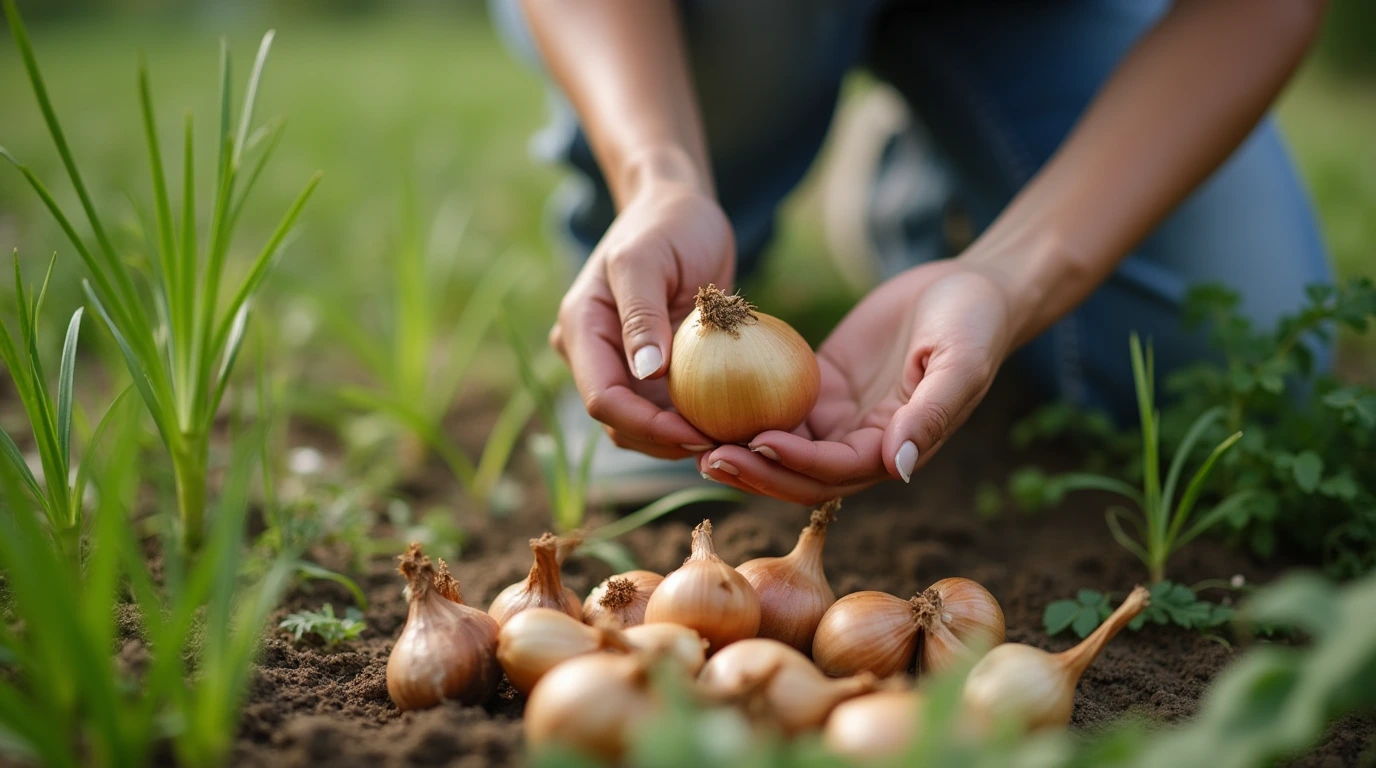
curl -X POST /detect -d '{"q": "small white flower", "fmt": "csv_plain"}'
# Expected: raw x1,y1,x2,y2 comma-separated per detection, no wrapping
1230,574,1246,589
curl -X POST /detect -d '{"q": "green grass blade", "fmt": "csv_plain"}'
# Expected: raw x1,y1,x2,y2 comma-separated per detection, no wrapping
0,683,73,768
83,282,177,449
502,312,571,521
73,385,136,509
57,308,82,478
432,251,529,414
1106,506,1152,569
0,0,136,308
216,37,231,187
138,58,178,305
1166,430,1244,550
581,487,745,547
0,150,134,331
208,172,321,365
226,118,285,233
194,134,238,405
1161,406,1226,513
1175,489,1261,551
568,427,600,529
176,111,197,392
473,386,539,503
1055,472,1146,510
294,560,368,610
233,31,275,164
206,302,250,427
1130,334,1163,545
0,426,45,506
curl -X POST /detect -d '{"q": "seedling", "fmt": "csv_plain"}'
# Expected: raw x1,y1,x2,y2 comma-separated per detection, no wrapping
1044,581,1234,638
279,604,367,649
2,0,319,549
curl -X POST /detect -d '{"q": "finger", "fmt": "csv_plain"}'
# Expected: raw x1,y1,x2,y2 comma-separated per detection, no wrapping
549,322,567,360
745,428,885,485
702,445,875,505
882,354,993,483
604,426,695,461
563,298,713,450
605,250,674,381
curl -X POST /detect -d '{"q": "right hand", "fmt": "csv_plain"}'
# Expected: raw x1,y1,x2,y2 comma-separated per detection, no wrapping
550,177,735,459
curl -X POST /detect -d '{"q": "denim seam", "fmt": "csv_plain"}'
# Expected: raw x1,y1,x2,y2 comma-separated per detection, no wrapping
915,34,1087,404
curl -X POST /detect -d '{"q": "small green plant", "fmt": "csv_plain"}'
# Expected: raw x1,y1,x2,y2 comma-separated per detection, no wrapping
279,603,366,648
328,188,535,504
1039,334,1249,584
1044,581,1235,639
0,253,130,557
0,407,293,767
2,0,320,549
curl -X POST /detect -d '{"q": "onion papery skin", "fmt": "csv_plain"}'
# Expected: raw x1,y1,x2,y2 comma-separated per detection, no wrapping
583,570,663,629
488,533,583,626
699,638,878,734
737,500,838,653
812,591,921,678
668,287,820,444
386,545,501,711
644,520,760,651
524,653,657,761
496,608,626,695
622,623,709,676
824,690,925,760
916,577,1005,674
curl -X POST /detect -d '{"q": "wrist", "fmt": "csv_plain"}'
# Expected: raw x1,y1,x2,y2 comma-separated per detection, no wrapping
957,231,1093,349
617,144,714,205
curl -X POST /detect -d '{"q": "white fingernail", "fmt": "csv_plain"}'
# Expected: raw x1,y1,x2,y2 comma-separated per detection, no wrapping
896,441,919,484
751,445,780,461
632,345,663,380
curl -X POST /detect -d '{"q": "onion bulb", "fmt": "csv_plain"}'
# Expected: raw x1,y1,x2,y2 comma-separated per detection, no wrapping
915,577,1005,674
496,607,630,694
622,623,709,676
667,284,821,444
524,652,659,761
736,499,839,653
698,638,878,734
488,533,582,626
386,544,501,711
583,570,663,628
812,591,922,678
824,690,925,760
963,586,1150,732
644,520,761,651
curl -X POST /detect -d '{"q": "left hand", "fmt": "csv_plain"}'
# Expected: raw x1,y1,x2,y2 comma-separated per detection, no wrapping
697,259,1016,504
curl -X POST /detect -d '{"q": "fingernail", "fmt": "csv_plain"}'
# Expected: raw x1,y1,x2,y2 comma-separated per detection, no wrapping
751,445,780,461
895,441,919,484
681,444,713,453
632,345,663,380
700,472,713,481
710,460,739,476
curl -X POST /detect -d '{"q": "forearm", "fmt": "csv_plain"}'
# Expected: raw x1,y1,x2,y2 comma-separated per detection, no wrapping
964,0,1327,348
520,0,713,205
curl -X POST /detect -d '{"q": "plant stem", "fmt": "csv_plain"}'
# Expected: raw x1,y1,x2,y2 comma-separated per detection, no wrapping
173,439,207,551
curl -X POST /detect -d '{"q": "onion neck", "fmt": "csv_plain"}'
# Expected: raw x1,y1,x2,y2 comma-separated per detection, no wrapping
689,520,719,561
433,557,465,604
694,284,757,336
599,577,637,610
398,542,434,604
1059,585,1151,678
790,499,838,572
911,589,942,630
527,533,566,598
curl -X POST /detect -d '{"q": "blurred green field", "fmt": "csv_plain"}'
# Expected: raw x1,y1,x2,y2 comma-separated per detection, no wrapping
0,10,1373,377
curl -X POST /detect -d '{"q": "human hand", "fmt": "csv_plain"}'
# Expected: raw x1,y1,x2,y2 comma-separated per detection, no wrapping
697,260,1016,503
550,178,735,459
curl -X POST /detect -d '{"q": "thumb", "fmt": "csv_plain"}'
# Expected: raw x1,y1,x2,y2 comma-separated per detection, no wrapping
606,256,675,380
883,355,992,483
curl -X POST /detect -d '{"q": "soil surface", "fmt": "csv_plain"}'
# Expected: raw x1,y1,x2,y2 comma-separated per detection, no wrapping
228,382,1374,767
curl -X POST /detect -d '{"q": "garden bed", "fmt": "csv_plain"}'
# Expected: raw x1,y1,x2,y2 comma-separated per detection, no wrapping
225,384,1374,767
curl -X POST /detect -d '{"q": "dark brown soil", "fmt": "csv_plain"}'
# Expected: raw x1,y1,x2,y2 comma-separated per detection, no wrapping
228,382,1375,767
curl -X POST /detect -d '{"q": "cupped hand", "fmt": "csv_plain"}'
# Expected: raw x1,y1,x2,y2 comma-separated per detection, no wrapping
698,260,1016,503
550,179,735,459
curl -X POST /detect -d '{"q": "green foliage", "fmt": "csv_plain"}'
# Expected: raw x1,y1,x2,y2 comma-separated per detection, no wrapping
0,408,294,768
1,0,319,549
279,603,366,648
1045,582,1234,639
331,188,538,505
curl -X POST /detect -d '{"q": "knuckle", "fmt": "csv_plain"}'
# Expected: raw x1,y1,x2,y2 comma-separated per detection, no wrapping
584,390,612,424
919,400,956,446
619,297,666,339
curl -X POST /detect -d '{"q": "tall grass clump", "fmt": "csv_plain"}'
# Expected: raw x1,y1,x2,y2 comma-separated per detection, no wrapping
1,0,320,549
0,408,294,768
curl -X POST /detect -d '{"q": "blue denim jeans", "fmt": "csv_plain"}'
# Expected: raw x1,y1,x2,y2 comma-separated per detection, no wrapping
490,0,1333,420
